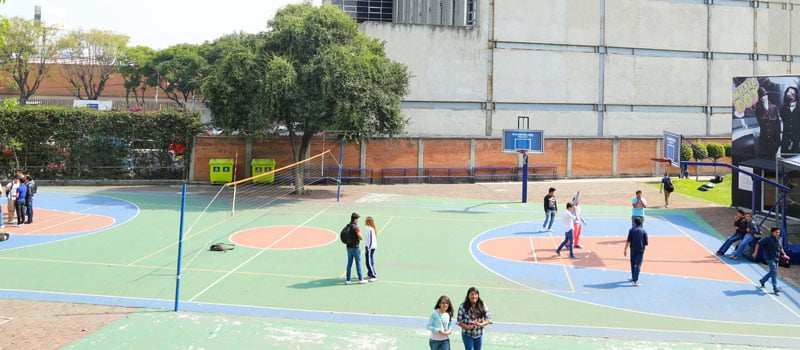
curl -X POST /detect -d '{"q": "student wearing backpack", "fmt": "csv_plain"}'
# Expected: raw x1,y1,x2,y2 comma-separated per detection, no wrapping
343,212,367,285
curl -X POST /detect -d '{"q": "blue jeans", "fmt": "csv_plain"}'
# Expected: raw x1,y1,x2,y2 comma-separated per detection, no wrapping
731,234,754,258
24,198,33,223
556,229,575,258
429,338,450,350
346,247,363,282
461,333,482,350
543,209,556,230
759,259,779,291
630,250,644,282
718,232,744,254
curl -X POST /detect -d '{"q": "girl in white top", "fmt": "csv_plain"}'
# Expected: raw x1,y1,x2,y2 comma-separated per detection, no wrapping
364,216,379,282
572,192,588,249
426,295,453,350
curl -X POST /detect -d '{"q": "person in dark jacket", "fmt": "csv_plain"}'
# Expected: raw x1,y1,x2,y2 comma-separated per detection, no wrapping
753,227,787,295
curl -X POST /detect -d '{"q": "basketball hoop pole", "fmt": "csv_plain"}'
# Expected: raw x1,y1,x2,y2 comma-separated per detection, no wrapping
519,150,529,203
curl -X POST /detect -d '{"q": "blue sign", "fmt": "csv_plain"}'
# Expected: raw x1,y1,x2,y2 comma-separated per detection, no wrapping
502,129,544,153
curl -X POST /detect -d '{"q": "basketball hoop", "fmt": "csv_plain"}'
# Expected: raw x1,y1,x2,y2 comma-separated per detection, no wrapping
516,149,528,155
650,158,671,163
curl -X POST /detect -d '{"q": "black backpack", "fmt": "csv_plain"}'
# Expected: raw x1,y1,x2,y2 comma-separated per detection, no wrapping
340,223,355,245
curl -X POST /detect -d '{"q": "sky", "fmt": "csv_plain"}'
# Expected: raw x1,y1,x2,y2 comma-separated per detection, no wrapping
2,0,322,50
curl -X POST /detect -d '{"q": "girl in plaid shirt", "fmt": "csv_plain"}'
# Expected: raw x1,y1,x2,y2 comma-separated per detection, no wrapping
457,287,492,350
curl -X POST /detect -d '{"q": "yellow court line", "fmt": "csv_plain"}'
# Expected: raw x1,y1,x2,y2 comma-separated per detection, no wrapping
0,255,535,292
126,215,234,266
547,229,576,293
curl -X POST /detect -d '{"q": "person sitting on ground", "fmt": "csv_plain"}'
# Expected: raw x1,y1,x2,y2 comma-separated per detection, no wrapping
729,212,760,260
717,209,747,256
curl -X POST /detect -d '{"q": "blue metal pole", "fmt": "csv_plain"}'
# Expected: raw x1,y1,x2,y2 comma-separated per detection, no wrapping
174,183,187,311
337,138,344,202
521,153,528,203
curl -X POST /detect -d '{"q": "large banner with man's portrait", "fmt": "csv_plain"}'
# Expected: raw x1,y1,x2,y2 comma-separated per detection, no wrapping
732,76,800,157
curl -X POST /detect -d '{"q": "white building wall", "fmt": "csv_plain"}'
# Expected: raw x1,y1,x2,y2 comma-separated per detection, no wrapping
493,0,600,46
355,0,800,138
493,50,599,104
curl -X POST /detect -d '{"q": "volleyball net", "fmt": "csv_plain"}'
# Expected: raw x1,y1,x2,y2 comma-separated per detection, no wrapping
180,150,341,247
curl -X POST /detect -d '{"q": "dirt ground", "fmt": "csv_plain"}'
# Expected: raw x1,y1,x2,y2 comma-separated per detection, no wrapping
0,179,797,349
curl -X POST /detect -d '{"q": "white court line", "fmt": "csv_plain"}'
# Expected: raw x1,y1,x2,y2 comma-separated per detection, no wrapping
660,215,800,321
188,202,337,302
528,237,538,264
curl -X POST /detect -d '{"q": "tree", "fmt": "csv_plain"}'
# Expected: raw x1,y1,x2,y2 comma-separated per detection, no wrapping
691,142,708,180
147,44,207,108
706,142,725,176
58,29,129,100
118,45,155,107
202,46,268,132
0,17,60,105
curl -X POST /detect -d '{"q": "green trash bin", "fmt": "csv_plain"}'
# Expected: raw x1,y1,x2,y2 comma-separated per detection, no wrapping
251,158,276,183
209,158,234,183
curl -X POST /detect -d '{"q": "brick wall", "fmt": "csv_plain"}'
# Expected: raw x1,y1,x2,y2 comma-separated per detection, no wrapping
192,136,732,182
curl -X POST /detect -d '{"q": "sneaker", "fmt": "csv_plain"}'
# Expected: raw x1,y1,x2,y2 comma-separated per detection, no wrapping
570,255,579,259
628,278,634,282
716,251,724,256
575,244,583,249
728,255,738,260
665,205,669,208
14,224,21,227
555,249,561,256
368,278,377,282
548,228,553,232
759,280,765,288
774,288,781,295
633,281,641,287
345,280,351,285
358,279,368,284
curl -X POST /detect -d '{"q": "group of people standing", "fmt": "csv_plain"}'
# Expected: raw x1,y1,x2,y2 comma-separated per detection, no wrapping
1,170,36,229
544,188,588,260
426,287,492,350
342,212,378,285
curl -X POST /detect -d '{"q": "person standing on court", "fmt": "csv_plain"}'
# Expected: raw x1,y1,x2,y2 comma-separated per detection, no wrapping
631,190,647,227
659,172,674,208
457,287,492,350
752,227,787,295
426,295,454,350
344,212,367,285
13,175,27,227
542,187,557,232
717,209,748,256
571,192,587,249
6,175,19,225
364,216,378,282
555,202,578,259
624,216,648,286
23,174,36,224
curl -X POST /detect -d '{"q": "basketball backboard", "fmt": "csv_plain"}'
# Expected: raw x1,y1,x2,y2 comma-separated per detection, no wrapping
502,129,544,154
663,131,682,167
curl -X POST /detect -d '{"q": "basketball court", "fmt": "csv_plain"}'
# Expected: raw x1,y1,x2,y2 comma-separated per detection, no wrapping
1,183,799,348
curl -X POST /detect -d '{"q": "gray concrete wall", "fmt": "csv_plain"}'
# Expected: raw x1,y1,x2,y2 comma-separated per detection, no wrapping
357,0,800,138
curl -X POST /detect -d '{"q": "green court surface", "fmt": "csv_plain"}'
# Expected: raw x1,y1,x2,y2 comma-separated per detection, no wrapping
1,185,799,349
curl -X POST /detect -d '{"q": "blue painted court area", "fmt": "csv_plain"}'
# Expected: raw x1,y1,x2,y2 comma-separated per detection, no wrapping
0,192,138,250
472,216,800,325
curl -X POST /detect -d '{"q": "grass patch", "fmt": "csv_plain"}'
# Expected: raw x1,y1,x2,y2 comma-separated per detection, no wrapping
653,174,732,206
